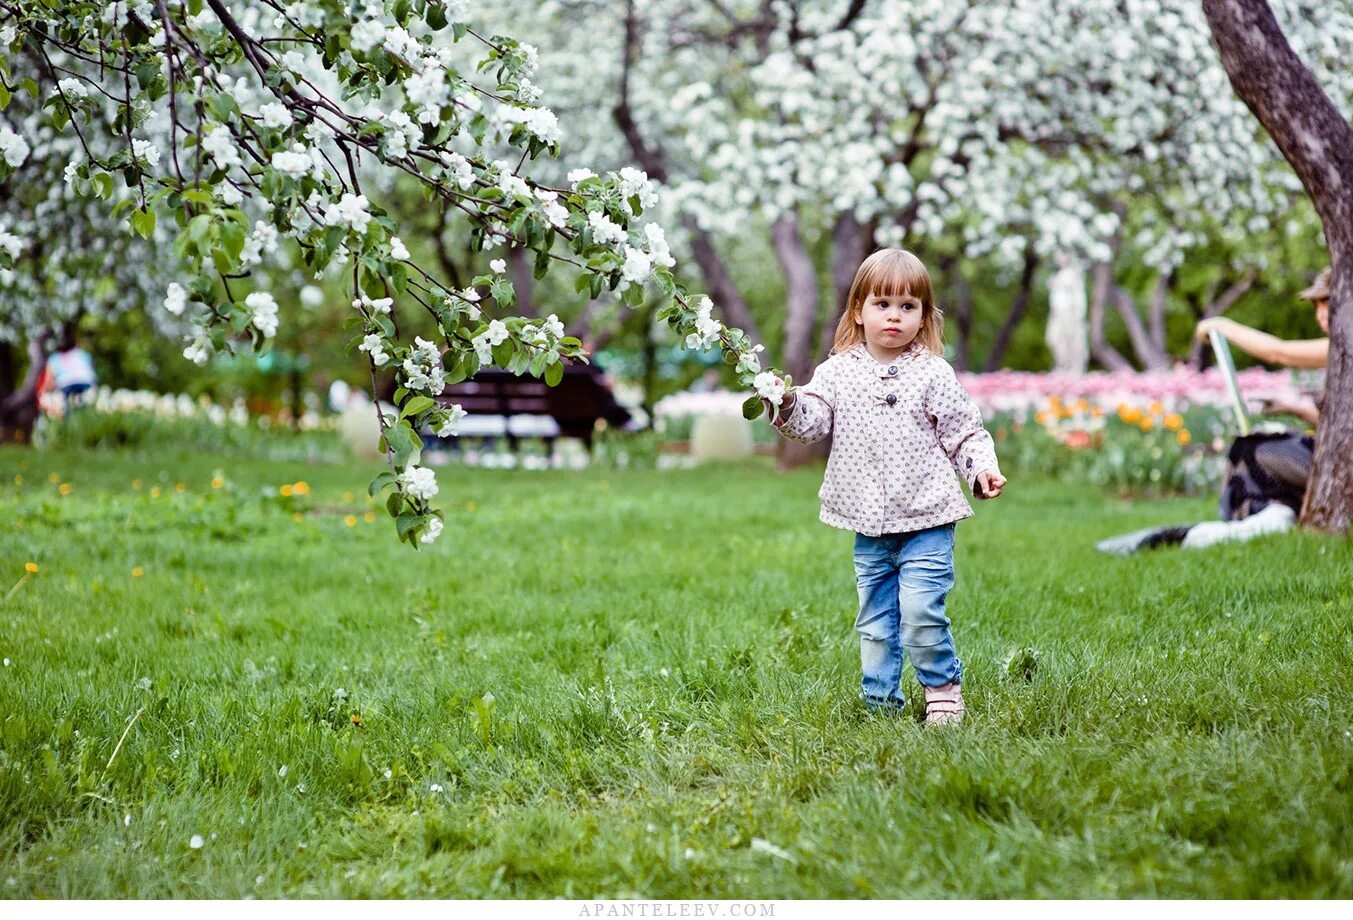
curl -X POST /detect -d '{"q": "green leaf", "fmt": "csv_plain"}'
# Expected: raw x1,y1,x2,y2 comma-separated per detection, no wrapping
219,221,244,259
368,471,396,497
396,512,423,540
544,360,564,387
130,207,156,239
742,395,765,421
401,395,435,418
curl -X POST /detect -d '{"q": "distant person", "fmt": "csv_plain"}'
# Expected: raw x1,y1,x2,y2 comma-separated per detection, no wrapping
47,335,97,409
1098,268,1330,554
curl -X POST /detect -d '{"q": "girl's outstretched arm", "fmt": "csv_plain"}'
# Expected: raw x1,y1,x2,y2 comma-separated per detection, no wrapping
925,363,1002,496
767,364,836,444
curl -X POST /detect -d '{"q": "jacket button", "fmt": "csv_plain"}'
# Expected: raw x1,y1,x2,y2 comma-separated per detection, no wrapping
885,394,897,406
888,365,898,376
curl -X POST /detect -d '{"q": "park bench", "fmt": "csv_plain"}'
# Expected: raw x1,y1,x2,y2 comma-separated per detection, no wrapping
433,365,633,454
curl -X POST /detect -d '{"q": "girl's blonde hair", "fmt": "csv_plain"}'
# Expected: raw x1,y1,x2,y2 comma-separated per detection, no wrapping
831,248,945,355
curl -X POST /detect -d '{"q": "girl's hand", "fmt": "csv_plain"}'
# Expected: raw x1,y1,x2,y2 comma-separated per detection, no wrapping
976,470,1006,499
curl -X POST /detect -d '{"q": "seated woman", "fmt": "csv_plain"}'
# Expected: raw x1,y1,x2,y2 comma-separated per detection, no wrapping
1097,269,1330,553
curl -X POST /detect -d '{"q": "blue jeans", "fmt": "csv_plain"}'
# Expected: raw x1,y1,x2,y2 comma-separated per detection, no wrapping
853,524,962,711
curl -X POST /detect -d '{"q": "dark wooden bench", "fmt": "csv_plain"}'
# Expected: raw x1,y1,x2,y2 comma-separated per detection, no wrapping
434,365,632,453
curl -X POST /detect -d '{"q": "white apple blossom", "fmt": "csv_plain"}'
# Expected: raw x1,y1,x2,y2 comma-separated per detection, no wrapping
163,282,187,316
754,371,785,406
420,517,444,544
258,102,293,128
245,291,279,337
325,193,372,235
359,333,390,366
398,465,439,502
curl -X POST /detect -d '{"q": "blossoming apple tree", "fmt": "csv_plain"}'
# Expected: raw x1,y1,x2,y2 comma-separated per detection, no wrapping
0,0,786,546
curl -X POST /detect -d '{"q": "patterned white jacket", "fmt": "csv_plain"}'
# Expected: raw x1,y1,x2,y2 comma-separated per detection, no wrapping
771,341,1001,536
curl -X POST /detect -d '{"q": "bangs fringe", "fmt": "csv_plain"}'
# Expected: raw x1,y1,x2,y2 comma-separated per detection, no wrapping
832,249,945,355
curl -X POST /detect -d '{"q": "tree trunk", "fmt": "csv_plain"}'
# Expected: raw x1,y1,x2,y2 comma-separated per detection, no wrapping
983,243,1040,371
1148,273,1171,359
822,211,870,358
0,337,46,445
1203,0,1353,533
771,210,824,470
1109,283,1170,370
1089,263,1134,372
943,255,974,371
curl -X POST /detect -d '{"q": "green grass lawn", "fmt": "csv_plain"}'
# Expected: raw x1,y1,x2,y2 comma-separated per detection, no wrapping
1,445,1351,898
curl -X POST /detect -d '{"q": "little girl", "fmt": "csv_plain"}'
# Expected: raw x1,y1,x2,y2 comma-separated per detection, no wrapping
766,248,1006,724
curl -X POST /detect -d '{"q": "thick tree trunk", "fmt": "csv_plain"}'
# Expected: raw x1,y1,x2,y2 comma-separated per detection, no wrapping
983,243,1040,372
0,337,46,444
1203,0,1353,533
822,211,870,358
771,211,824,470
941,254,974,372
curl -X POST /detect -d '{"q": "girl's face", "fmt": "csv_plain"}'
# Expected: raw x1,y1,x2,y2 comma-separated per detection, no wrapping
856,290,923,350
1315,297,1329,334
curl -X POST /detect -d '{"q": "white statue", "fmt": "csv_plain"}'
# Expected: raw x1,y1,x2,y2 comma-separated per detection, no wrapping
1046,253,1089,374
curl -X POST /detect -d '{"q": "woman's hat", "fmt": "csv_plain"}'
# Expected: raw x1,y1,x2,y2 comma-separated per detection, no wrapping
1298,267,1331,301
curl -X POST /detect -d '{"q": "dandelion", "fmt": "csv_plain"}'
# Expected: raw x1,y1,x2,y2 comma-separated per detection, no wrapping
363,512,376,523
1139,418,1154,432
58,483,71,496
293,512,304,522
345,515,358,527
211,476,225,489
1163,413,1184,431
150,487,161,498
343,491,355,502
24,563,37,574
280,484,294,497
131,567,144,578
47,472,60,484
293,481,310,496
351,714,363,727
1177,429,1192,445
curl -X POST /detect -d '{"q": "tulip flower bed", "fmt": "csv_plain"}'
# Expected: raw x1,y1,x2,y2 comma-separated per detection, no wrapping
3,446,1351,898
